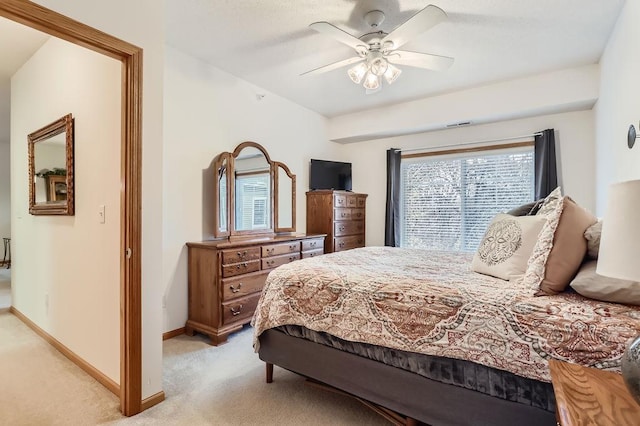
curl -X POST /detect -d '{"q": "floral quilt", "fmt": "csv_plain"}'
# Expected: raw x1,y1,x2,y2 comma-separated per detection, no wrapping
252,247,640,382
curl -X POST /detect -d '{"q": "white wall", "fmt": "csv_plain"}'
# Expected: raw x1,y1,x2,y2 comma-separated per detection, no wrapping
33,0,165,399
0,143,9,239
329,65,599,143
595,0,640,215
341,110,595,247
11,38,121,382
162,46,338,333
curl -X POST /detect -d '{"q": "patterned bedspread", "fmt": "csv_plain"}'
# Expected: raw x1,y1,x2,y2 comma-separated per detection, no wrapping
252,247,640,382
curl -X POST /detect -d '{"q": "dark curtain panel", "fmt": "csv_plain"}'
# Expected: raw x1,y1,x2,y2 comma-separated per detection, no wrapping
534,129,558,200
385,148,402,247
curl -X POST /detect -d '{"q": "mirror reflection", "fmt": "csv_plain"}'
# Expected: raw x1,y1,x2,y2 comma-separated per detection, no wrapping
234,147,271,231
218,156,228,233
34,135,67,204
277,164,293,229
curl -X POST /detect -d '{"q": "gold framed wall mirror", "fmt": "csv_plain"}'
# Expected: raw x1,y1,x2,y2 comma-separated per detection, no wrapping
213,141,296,238
28,113,75,215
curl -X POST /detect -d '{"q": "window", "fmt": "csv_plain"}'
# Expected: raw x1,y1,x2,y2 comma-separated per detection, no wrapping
235,174,270,230
252,197,267,227
401,144,534,252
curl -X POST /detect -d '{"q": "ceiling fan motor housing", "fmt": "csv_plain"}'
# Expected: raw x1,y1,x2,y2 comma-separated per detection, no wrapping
364,10,385,28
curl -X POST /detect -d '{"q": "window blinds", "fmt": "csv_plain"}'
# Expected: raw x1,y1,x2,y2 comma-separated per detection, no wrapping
401,146,534,252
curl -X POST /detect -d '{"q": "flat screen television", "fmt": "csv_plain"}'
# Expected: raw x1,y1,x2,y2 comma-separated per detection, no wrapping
310,159,352,191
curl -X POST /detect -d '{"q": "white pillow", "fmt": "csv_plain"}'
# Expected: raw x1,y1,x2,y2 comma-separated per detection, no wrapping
472,214,547,281
570,260,640,305
584,220,602,259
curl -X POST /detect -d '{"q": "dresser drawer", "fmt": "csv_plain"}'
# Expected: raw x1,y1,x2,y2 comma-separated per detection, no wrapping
334,208,351,220
346,195,357,207
221,247,261,265
301,248,323,259
221,260,260,278
262,253,300,270
221,292,261,326
221,271,268,301
351,208,365,220
356,196,366,208
334,235,365,252
334,220,364,237
262,241,300,257
334,194,347,208
301,238,324,251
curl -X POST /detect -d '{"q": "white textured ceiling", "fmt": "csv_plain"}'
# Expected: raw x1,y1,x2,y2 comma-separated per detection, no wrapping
165,0,624,118
0,18,49,144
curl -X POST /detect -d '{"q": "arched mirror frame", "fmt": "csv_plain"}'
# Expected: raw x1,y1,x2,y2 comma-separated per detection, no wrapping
274,161,296,233
229,141,275,238
213,141,296,239
28,113,75,215
212,151,231,238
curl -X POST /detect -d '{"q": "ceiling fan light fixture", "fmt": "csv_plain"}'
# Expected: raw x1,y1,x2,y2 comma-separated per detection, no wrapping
384,63,402,84
363,70,380,90
370,57,388,76
348,62,368,84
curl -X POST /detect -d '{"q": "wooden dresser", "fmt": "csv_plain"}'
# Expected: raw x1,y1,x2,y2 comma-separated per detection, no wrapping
306,190,367,253
185,234,325,345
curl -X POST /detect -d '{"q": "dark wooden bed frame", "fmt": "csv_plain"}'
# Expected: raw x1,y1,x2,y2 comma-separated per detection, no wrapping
259,328,556,426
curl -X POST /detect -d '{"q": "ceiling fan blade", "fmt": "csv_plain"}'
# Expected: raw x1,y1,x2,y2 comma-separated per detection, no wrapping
300,57,364,76
381,5,447,50
309,22,368,52
387,50,454,71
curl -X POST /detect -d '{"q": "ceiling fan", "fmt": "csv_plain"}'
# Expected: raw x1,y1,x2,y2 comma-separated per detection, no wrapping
302,4,454,93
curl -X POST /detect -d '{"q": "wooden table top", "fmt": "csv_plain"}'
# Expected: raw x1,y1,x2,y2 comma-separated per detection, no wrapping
549,359,640,426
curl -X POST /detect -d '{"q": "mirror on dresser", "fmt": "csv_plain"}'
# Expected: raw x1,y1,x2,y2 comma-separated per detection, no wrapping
187,141,325,345
212,141,296,238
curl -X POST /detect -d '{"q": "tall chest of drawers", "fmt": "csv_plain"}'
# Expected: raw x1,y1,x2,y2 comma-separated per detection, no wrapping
185,234,325,345
306,190,368,253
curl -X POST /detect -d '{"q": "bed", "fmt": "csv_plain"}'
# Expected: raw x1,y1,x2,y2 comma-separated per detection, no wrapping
252,247,640,425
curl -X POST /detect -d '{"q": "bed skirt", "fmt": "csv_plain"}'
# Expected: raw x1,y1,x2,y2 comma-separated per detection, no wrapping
258,328,556,426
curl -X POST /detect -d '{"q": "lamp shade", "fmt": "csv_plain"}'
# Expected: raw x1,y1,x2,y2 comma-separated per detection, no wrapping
597,179,640,282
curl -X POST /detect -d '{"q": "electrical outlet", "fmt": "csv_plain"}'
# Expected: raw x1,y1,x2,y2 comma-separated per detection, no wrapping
98,205,106,224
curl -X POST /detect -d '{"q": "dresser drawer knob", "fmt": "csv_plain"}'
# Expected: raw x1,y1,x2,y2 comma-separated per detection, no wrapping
309,252,315,257
338,226,345,231
341,213,347,218
237,250,247,258
230,305,243,316
266,248,274,255
310,241,316,247
289,245,297,251
266,260,275,266
236,262,248,270
288,256,296,261
230,283,242,293
339,242,345,248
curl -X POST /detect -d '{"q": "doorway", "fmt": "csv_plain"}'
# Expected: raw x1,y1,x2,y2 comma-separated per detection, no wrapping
0,1,143,416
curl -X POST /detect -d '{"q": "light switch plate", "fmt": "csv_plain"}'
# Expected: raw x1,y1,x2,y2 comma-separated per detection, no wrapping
99,205,106,224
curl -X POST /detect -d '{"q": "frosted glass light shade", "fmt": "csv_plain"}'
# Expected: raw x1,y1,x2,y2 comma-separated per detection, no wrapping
370,57,388,76
384,63,402,84
597,179,640,281
347,62,368,84
363,71,380,90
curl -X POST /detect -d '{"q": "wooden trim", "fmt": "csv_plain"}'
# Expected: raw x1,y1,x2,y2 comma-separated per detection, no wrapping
162,327,185,340
141,391,165,411
401,141,534,159
0,1,144,416
9,306,120,396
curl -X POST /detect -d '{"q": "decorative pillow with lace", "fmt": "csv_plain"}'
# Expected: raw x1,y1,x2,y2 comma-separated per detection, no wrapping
471,214,547,281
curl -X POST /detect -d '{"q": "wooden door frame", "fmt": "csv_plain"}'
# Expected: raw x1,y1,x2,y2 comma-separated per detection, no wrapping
0,0,143,416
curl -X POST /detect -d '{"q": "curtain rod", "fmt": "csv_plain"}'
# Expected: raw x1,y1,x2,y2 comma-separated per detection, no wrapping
400,132,543,154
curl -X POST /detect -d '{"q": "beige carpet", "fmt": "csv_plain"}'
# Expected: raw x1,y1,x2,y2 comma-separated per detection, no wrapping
0,310,386,425
0,268,10,309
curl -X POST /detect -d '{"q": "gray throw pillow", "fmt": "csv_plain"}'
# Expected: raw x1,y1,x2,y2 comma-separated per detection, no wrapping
506,199,544,216
570,260,640,305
